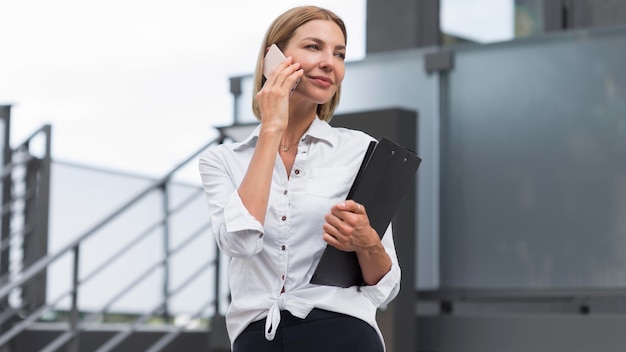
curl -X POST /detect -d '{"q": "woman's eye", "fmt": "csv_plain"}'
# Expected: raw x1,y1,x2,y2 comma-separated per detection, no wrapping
336,52,346,60
306,44,320,50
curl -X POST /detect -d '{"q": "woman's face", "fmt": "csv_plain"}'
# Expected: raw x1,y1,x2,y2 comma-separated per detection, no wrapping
282,19,346,105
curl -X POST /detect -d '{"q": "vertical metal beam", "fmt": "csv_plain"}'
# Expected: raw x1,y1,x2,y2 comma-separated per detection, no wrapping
68,245,81,352
330,108,418,352
0,106,11,305
544,0,570,31
161,183,171,323
21,125,52,313
230,76,242,124
208,252,230,352
0,105,13,348
366,0,440,54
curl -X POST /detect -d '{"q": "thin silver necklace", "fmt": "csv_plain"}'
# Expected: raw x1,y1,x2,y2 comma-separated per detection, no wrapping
280,140,299,152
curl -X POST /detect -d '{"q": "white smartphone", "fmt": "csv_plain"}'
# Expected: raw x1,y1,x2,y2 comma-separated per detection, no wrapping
263,44,286,78
263,44,299,94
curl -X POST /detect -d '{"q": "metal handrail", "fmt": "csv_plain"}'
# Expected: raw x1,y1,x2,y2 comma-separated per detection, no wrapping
0,207,209,347
0,124,43,182
0,148,37,252
0,306,19,327
0,153,35,183
0,133,225,350
1,123,51,326
39,221,212,352
0,135,221,301
0,225,32,254
85,220,210,328
0,293,64,346
145,297,214,352
93,255,216,352
0,194,213,350
76,189,205,299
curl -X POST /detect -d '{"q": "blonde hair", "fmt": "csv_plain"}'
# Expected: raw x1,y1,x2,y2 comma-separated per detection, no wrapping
251,6,347,122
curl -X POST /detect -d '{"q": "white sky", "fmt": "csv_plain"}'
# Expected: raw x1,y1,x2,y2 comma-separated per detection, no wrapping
0,0,512,182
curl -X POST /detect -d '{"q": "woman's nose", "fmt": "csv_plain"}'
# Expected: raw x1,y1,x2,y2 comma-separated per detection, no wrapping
318,51,334,70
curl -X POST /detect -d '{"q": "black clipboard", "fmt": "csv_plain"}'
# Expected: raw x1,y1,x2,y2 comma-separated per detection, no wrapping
310,137,422,288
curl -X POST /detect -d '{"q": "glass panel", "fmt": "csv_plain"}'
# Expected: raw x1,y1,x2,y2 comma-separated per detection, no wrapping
441,0,545,45
339,52,441,289
167,183,216,314
47,162,216,315
515,0,544,38
441,26,626,289
441,0,515,44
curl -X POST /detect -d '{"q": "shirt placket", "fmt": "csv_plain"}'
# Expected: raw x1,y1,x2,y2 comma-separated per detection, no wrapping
276,138,308,294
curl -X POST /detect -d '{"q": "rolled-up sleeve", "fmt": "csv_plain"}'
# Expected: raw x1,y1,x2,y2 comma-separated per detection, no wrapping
198,147,265,258
359,225,401,307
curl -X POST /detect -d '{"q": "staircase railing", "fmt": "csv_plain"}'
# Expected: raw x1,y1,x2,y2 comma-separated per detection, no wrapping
0,108,52,337
0,124,228,351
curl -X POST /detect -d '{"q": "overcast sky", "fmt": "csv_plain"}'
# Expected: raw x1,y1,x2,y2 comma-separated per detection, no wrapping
0,0,512,182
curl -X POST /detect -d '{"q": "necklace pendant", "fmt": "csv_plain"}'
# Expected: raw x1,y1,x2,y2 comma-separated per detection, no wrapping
282,146,288,152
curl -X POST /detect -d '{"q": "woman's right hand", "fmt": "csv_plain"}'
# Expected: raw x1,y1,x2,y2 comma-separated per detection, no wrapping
256,57,303,132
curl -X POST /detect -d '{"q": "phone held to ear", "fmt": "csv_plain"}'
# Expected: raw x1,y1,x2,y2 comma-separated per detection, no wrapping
263,44,299,95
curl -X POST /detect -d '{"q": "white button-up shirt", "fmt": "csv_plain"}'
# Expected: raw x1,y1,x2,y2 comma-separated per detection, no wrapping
198,117,401,350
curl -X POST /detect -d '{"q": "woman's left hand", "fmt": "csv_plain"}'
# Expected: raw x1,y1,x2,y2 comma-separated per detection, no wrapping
322,200,380,253
323,200,392,285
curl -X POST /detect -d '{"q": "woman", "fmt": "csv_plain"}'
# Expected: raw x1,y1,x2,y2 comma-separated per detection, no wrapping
198,6,401,351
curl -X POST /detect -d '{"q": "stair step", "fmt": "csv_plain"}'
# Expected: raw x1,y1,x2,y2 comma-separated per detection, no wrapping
13,323,210,352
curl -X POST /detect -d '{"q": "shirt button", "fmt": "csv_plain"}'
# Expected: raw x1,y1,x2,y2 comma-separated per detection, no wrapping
294,169,300,175
281,274,285,280
281,245,286,251
259,233,263,238
283,190,288,195
281,216,287,221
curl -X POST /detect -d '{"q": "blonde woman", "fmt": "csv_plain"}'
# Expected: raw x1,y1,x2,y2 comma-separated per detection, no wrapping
199,6,400,351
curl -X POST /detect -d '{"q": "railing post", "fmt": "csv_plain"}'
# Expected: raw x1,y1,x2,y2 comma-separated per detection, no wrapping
161,183,171,323
229,76,242,124
214,253,220,319
68,245,80,352
0,105,13,351
21,125,52,313
208,252,230,352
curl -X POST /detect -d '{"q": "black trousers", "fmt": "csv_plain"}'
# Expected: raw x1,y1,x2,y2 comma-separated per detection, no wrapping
233,309,384,352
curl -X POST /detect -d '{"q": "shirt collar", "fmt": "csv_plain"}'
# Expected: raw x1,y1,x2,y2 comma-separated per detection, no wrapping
234,116,338,151
303,117,337,146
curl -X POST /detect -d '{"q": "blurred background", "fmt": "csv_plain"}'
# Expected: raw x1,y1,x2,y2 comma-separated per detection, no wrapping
2,0,626,351
0,0,514,181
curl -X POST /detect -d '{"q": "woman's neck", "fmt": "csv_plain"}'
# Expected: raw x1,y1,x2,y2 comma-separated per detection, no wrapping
282,102,317,145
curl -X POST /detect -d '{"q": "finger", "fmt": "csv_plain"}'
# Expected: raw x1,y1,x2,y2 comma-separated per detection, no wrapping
277,62,301,89
322,223,351,251
330,206,362,229
287,68,303,89
325,212,357,240
351,201,366,215
324,212,345,232
322,223,343,246
322,231,342,248
322,222,338,238
326,214,360,241
336,200,363,214
269,58,298,83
